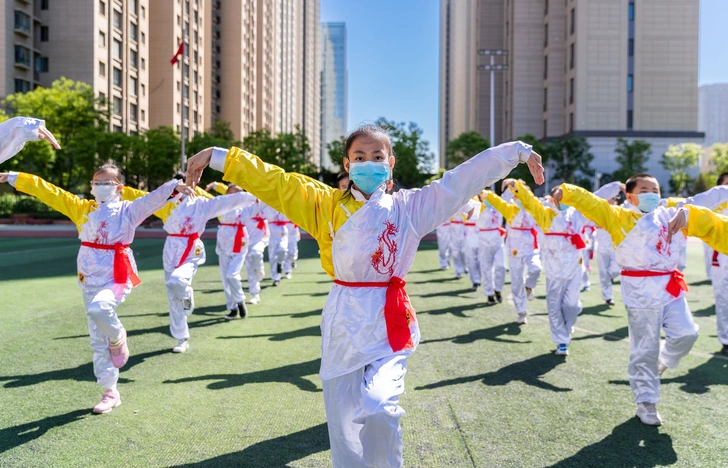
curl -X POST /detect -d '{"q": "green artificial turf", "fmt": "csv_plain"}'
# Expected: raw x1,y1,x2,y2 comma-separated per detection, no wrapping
0,238,726,467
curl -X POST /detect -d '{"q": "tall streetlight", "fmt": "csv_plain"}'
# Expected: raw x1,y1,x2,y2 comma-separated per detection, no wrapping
477,49,508,147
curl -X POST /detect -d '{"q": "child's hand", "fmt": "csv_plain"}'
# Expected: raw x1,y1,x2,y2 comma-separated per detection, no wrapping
205,182,217,192
527,151,545,185
185,148,213,187
0,173,8,183
667,208,688,244
552,187,564,210
38,126,61,149
174,182,196,198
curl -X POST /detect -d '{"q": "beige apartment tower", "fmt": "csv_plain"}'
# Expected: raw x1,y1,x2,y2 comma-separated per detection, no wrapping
441,0,702,185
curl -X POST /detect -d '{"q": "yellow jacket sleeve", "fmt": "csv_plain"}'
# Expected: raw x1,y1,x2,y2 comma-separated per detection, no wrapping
560,183,639,246
121,186,175,223
195,186,214,200
514,180,556,231
14,172,95,229
685,206,728,254
213,182,229,195
665,197,686,208
484,191,519,224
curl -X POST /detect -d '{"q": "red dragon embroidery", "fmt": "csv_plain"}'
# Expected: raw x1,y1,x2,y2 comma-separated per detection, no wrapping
180,217,194,235
371,221,399,275
95,220,110,244
655,225,671,257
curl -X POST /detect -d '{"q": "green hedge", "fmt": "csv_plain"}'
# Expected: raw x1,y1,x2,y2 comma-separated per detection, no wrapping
0,193,67,219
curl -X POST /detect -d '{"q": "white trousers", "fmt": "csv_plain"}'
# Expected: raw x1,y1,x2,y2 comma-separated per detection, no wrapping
82,283,130,390
322,354,407,468
509,253,541,314
451,235,466,276
479,243,506,296
581,248,593,289
284,233,299,274
246,243,266,295
712,263,728,345
626,297,699,403
597,250,620,301
165,261,198,340
268,231,288,281
219,251,247,310
436,227,451,269
703,242,714,280
545,274,582,345
465,244,481,285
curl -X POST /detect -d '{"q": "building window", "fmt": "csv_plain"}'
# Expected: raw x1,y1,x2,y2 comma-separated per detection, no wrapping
183,84,189,99
193,110,198,124
543,88,548,112
176,81,181,91
627,75,633,92
183,105,189,120
569,78,574,104
194,10,199,24
113,39,123,60
194,90,198,104
194,71,198,84
130,76,137,96
113,10,122,30
141,6,145,18
14,11,31,35
99,92,106,101
177,15,181,25
628,39,634,57
129,0,137,15
544,24,548,47
130,22,138,41
141,83,145,96
569,112,574,132
99,61,106,76
40,0,49,10
35,56,49,73
185,0,190,14
194,30,198,44
176,103,181,113
570,8,575,35
628,2,635,20
14,45,31,67
130,49,138,68
130,103,138,121
141,58,145,70
627,110,633,129
544,55,548,80
141,109,145,121
544,0,548,15
193,50,198,64
99,1,106,15
114,125,123,133
141,32,145,44
113,97,122,116
113,67,122,87
40,26,49,42
14,79,31,93
98,30,106,47
570,43,575,69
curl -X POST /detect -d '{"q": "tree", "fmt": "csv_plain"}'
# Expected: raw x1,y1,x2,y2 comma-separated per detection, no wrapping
710,143,728,178
506,134,548,188
2,78,109,191
661,143,701,196
326,135,346,171
242,125,317,177
545,135,594,189
445,131,490,166
691,172,715,196
375,118,435,188
612,138,651,182
132,126,181,188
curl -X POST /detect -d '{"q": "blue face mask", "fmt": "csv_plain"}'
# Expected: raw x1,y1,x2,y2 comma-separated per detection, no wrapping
349,161,390,195
637,192,661,213
483,200,492,209
515,200,523,209
559,203,570,212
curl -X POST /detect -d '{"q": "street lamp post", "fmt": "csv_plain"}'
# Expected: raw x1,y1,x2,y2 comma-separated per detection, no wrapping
477,49,508,148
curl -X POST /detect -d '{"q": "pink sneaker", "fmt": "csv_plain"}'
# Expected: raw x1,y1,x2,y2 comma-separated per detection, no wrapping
109,329,129,368
93,388,121,414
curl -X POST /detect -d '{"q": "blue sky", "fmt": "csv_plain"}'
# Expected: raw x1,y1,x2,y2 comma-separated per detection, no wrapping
321,0,728,161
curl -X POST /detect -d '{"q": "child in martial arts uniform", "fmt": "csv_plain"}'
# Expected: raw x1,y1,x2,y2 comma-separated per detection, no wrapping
283,220,300,277
513,181,587,355
477,192,506,304
553,175,728,425
2,158,191,413
436,220,452,270
580,224,596,291
124,182,253,353
184,125,544,468
261,206,289,286
592,182,624,305
485,182,542,324
463,197,484,289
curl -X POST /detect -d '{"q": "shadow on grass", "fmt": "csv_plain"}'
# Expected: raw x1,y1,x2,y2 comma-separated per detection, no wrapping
692,305,715,317
0,409,89,454
580,303,622,318
282,292,329,297
609,357,728,395
163,359,322,393
247,309,321,320
415,353,571,393
689,278,711,287
415,288,476,299
421,322,531,345
0,349,168,388
218,325,321,341
173,423,330,467
547,418,676,467
419,303,483,318
573,326,629,342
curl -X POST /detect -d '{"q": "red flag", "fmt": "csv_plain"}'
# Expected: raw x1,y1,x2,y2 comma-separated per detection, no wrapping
170,42,184,65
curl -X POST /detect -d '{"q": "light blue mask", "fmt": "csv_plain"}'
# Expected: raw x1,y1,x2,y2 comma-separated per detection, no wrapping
637,193,661,213
515,200,523,209
349,161,390,195
483,200,492,209
559,203,570,212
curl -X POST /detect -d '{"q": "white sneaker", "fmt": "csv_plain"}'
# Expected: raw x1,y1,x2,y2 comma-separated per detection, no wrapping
248,294,261,305
517,313,528,325
636,402,662,426
172,339,189,353
526,288,535,301
658,360,668,377
284,272,292,279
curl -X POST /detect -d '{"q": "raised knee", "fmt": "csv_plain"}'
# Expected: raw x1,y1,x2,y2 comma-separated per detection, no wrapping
87,301,112,321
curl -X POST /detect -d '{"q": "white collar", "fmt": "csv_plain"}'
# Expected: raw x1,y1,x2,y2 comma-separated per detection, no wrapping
351,184,386,203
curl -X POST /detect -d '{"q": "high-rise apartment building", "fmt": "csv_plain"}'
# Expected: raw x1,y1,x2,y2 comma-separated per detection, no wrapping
441,0,703,186
1,0,150,134
699,84,728,146
320,22,346,171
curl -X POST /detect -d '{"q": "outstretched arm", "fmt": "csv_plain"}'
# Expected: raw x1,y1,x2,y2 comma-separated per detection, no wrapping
484,190,520,224
513,180,556,231
668,206,728,254
682,185,728,210
0,117,61,164
200,191,257,220
593,181,624,201
126,180,185,227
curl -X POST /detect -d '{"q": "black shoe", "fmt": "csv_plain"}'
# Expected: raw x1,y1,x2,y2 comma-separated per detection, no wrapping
272,280,280,287
495,291,502,303
277,264,283,274
721,344,728,356
487,296,496,304
606,299,615,306
292,261,297,269
237,302,248,319
225,309,239,320
472,283,480,291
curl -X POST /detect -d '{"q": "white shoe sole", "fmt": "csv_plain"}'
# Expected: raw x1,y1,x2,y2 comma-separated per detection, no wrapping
93,399,122,414
555,350,569,356
172,344,189,353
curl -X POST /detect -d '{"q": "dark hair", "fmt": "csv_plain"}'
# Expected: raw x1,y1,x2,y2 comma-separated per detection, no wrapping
344,124,394,161
336,172,350,184
173,172,186,181
717,172,728,186
550,186,560,197
625,173,657,193
93,160,123,184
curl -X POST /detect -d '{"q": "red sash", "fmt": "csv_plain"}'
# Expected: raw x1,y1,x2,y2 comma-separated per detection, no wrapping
450,220,464,225
480,227,507,237
333,277,416,352
511,227,539,250
620,270,688,298
80,242,141,287
219,223,246,253
464,222,476,227
271,220,289,227
713,250,720,267
251,216,269,236
544,232,586,249
169,232,201,268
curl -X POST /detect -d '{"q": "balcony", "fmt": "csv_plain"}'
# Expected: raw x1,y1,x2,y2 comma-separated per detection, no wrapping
14,11,31,36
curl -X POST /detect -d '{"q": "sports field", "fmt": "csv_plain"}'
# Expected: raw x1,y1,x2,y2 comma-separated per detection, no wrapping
0,237,726,467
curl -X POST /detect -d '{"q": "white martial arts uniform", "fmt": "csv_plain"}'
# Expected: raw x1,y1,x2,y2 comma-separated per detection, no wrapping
710,202,728,345
284,221,300,274
216,201,266,310
11,172,179,390
703,241,714,280
262,206,289,281
449,212,468,277
208,140,534,468
485,190,542,315
463,198,483,286
476,201,506,297
561,184,728,404
580,225,596,289
436,221,452,269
